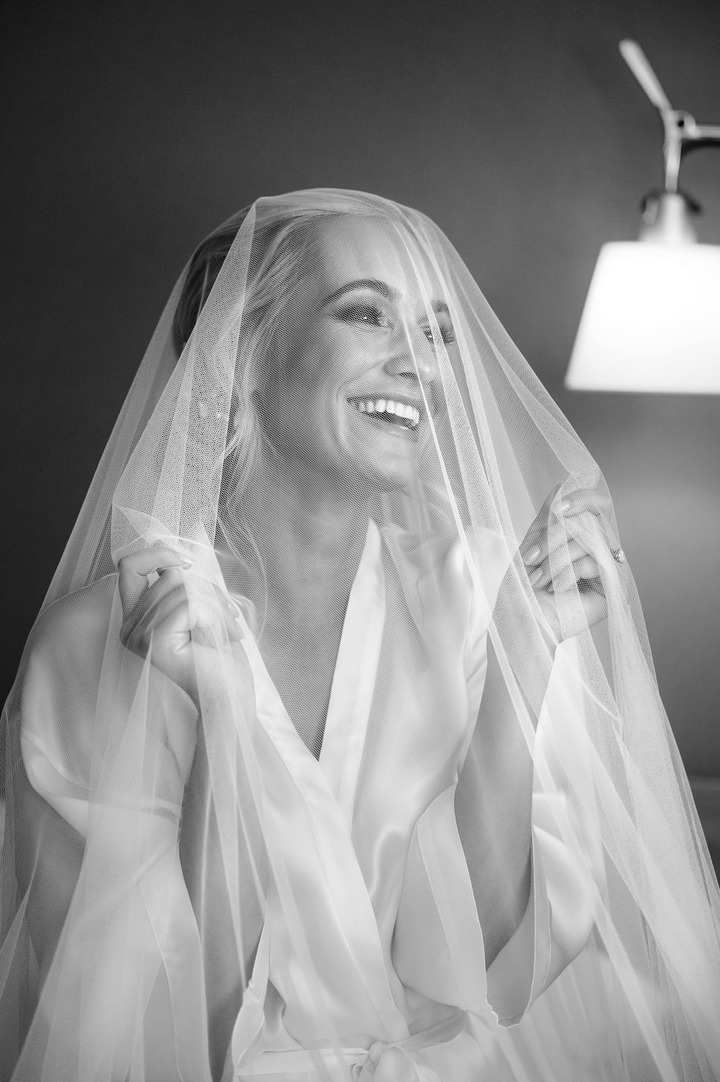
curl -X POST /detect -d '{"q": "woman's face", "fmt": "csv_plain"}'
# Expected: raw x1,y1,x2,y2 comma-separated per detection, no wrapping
256,216,454,497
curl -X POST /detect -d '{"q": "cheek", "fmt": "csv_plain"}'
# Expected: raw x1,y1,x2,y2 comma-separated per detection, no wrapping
271,324,331,399
257,353,338,458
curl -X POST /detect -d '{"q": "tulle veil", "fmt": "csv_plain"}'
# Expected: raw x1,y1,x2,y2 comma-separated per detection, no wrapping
1,189,719,1081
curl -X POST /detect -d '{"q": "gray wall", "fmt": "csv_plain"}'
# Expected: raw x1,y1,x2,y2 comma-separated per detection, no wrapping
2,0,719,772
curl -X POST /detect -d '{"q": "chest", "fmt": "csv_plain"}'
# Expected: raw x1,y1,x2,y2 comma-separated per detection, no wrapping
259,632,343,759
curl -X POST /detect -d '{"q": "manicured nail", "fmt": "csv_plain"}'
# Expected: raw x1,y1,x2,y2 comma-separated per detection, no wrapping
523,546,541,565
559,501,571,514
529,566,543,585
180,559,194,568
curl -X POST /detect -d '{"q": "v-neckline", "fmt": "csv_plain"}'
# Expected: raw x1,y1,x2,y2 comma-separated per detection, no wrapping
238,520,386,826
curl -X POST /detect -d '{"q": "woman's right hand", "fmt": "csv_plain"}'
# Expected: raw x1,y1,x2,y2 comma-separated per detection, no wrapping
118,546,249,710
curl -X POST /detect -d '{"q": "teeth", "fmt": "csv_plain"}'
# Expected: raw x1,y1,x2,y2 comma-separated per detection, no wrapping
351,399,421,429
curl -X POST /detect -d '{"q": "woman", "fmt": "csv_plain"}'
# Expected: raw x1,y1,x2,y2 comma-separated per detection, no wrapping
1,190,719,1081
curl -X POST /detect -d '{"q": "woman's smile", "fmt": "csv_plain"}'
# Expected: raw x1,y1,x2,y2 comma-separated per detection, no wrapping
346,393,423,435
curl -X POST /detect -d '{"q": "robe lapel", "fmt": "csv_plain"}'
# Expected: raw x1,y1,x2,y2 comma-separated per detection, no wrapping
319,520,385,827
233,529,407,1046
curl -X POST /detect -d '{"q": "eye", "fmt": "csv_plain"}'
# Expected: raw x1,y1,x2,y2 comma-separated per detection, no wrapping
337,302,391,329
421,319,456,347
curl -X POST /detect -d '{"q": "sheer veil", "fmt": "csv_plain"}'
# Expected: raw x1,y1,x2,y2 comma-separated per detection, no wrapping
1,189,719,1081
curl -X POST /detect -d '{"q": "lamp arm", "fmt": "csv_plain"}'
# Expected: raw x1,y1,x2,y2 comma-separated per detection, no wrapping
619,40,720,193
619,40,671,111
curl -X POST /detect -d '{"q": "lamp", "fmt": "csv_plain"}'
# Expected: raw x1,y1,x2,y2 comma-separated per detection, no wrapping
566,41,720,394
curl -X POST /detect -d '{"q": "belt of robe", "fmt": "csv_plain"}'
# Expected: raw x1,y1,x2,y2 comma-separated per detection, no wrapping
234,1012,497,1081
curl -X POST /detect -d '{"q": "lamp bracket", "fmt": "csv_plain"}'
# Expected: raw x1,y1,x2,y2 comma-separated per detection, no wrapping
619,40,720,193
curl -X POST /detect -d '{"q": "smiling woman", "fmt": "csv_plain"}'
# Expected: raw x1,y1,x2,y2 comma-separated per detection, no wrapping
1,189,719,1082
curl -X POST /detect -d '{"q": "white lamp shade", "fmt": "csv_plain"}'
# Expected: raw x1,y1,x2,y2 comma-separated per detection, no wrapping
566,242,720,393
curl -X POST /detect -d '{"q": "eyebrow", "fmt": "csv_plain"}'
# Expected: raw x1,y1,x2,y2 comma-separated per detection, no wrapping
321,278,397,306
322,277,451,317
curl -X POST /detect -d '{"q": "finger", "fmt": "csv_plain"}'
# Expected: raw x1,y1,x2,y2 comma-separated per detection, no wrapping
519,500,592,567
518,484,563,564
534,537,588,570
125,585,241,654
527,539,590,583
191,609,244,650
122,566,189,629
542,511,615,568
122,593,192,655
520,486,610,567
530,552,601,593
552,555,602,594
180,597,244,654
204,599,245,645
118,547,194,617
127,572,240,635
553,488,612,520
118,546,194,577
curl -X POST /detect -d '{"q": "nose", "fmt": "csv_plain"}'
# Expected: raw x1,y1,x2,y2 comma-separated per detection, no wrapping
382,321,440,386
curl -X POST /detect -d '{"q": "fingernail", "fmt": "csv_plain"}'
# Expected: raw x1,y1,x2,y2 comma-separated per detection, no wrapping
529,566,543,585
523,546,541,565
180,558,194,568
559,501,571,514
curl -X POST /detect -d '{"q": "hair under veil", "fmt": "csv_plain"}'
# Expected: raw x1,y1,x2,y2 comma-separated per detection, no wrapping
1,189,719,1081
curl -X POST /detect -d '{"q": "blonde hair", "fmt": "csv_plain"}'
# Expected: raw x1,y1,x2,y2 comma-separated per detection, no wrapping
173,208,342,612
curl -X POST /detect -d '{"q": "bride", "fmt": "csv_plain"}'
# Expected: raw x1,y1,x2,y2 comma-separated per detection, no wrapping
1,190,719,1081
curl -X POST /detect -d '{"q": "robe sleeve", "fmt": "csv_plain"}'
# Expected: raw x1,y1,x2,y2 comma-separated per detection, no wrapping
458,535,598,1024
479,636,599,1025
392,531,597,1025
14,576,212,1081
20,576,198,834
392,756,597,1026
485,783,598,1024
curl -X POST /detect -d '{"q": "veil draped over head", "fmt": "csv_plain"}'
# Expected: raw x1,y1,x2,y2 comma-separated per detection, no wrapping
1,189,719,1081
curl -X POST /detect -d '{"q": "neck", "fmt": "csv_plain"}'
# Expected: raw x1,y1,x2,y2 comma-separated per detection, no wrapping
226,455,372,636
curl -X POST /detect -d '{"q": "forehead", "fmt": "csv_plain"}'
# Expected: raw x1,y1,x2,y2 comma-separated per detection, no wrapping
307,215,443,304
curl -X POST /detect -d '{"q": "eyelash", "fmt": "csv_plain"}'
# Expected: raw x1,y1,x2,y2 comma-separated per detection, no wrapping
338,303,390,328
337,303,456,345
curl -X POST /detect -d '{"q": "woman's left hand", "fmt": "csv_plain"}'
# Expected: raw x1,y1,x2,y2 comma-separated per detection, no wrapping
519,486,617,637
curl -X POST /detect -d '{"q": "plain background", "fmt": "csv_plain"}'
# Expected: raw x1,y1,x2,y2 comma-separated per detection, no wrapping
2,0,719,775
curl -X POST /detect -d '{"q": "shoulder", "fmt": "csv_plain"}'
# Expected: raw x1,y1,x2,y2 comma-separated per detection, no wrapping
20,577,120,777
26,575,118,677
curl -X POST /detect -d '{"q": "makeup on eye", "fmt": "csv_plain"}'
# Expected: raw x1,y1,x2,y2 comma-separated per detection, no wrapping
420,317,456,346
336,301,391,328
333,294,456,344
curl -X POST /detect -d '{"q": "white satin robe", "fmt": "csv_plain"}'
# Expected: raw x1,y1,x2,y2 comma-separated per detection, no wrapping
222,521,595,1080
18,520,595,1081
